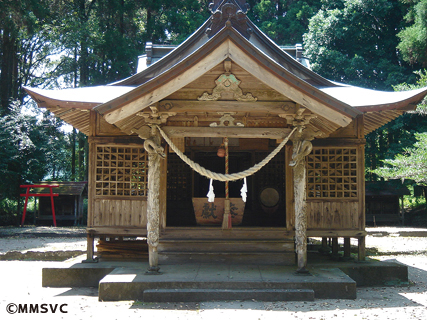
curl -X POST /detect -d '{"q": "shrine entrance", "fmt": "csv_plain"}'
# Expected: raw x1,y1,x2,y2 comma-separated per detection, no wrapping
166,143,287,228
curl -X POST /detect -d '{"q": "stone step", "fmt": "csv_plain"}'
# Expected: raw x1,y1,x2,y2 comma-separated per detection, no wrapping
143,288,315,302
97,264,358,301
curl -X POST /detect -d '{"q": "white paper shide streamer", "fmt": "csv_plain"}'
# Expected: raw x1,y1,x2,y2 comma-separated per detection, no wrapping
240,177,247,202
207,179,215,202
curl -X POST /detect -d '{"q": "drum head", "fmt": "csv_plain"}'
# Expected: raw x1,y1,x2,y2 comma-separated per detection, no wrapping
259,187,280,208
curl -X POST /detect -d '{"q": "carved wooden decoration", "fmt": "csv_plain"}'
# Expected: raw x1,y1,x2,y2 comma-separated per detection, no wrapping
209,113,244,127
207,0,251,38
137,105,176,125
198,73,257,102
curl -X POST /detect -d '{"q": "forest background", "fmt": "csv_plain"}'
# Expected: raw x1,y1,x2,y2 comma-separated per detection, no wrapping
1,0,427,225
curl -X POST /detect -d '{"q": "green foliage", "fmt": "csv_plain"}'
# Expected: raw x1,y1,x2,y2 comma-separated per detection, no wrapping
0,101,72,200
0,198,19,226
46,0,211,87
365,69,427,180
248,0,322,45
371,69,427,183
304,0,413,90
372,132,427,185
394,69,427,113
0,0,55,110
397,0,427,67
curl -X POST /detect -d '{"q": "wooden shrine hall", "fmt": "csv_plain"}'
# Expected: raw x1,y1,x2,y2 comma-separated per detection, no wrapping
25,0,427,274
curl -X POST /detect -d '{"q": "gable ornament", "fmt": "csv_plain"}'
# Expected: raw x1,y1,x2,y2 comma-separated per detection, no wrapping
198,73,257,102
206,0,252,38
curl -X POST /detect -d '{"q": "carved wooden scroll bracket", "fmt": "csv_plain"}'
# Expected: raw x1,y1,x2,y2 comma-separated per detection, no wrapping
210,112,244,127
137,105,176,125
132,106,169,159
282,107,316,128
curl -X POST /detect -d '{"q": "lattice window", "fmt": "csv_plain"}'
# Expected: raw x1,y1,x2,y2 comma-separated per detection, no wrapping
307,148,358,199
95,145,147,197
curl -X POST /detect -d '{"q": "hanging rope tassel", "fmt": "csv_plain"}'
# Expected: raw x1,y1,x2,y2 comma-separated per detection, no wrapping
222,137,232,230
240,177,247,202
207,179,215,202
222,199,232,229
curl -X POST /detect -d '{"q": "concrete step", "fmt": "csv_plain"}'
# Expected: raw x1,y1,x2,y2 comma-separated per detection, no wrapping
98,264,357,301
143,288,315,302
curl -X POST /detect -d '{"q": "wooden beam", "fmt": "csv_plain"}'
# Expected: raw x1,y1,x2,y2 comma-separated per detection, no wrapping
306,230,367,237
162,126,292,139
158,100,297,114
279,229,367,238
103,41,232,124
227,41,354,127
86,226,148,236
166,115,288,124
88,136,144,144
312,138,366,147
102,38,357,127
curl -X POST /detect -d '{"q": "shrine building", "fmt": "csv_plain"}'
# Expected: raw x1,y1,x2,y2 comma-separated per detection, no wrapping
25,0,427,274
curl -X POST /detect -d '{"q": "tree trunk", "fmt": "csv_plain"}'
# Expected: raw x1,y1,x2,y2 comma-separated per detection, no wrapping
78,132,85,181
71,128,76,181
0,29,19,112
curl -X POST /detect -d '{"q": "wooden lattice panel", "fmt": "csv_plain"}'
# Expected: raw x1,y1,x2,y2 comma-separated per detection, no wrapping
255,150,286,191
167,153,192,201
307,148,358,199
95,145,147,196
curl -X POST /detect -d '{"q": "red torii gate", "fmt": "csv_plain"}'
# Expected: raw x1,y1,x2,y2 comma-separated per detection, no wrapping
20,184,59,227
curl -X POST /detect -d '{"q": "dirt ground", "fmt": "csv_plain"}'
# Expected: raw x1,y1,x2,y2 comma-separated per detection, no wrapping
0,226,426,320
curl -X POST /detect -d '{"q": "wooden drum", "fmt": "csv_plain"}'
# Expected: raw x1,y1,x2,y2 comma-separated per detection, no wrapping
259,187,280,214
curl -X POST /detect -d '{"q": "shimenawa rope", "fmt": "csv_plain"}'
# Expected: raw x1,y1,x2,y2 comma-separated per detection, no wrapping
156,126,297,182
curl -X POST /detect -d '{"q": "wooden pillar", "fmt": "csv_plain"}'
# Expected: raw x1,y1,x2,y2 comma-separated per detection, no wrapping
87,233,94,260
290,125,314,273
322,237,328,248
293,153,308,272
83,114,98,263
344,237,351,258
358,236,366,261
356,116,366,262
145,132,165,274
82,232,98,263
332,237,339,255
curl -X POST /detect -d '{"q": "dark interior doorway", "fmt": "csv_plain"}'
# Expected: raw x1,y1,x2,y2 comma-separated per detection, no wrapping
166,149,287,227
